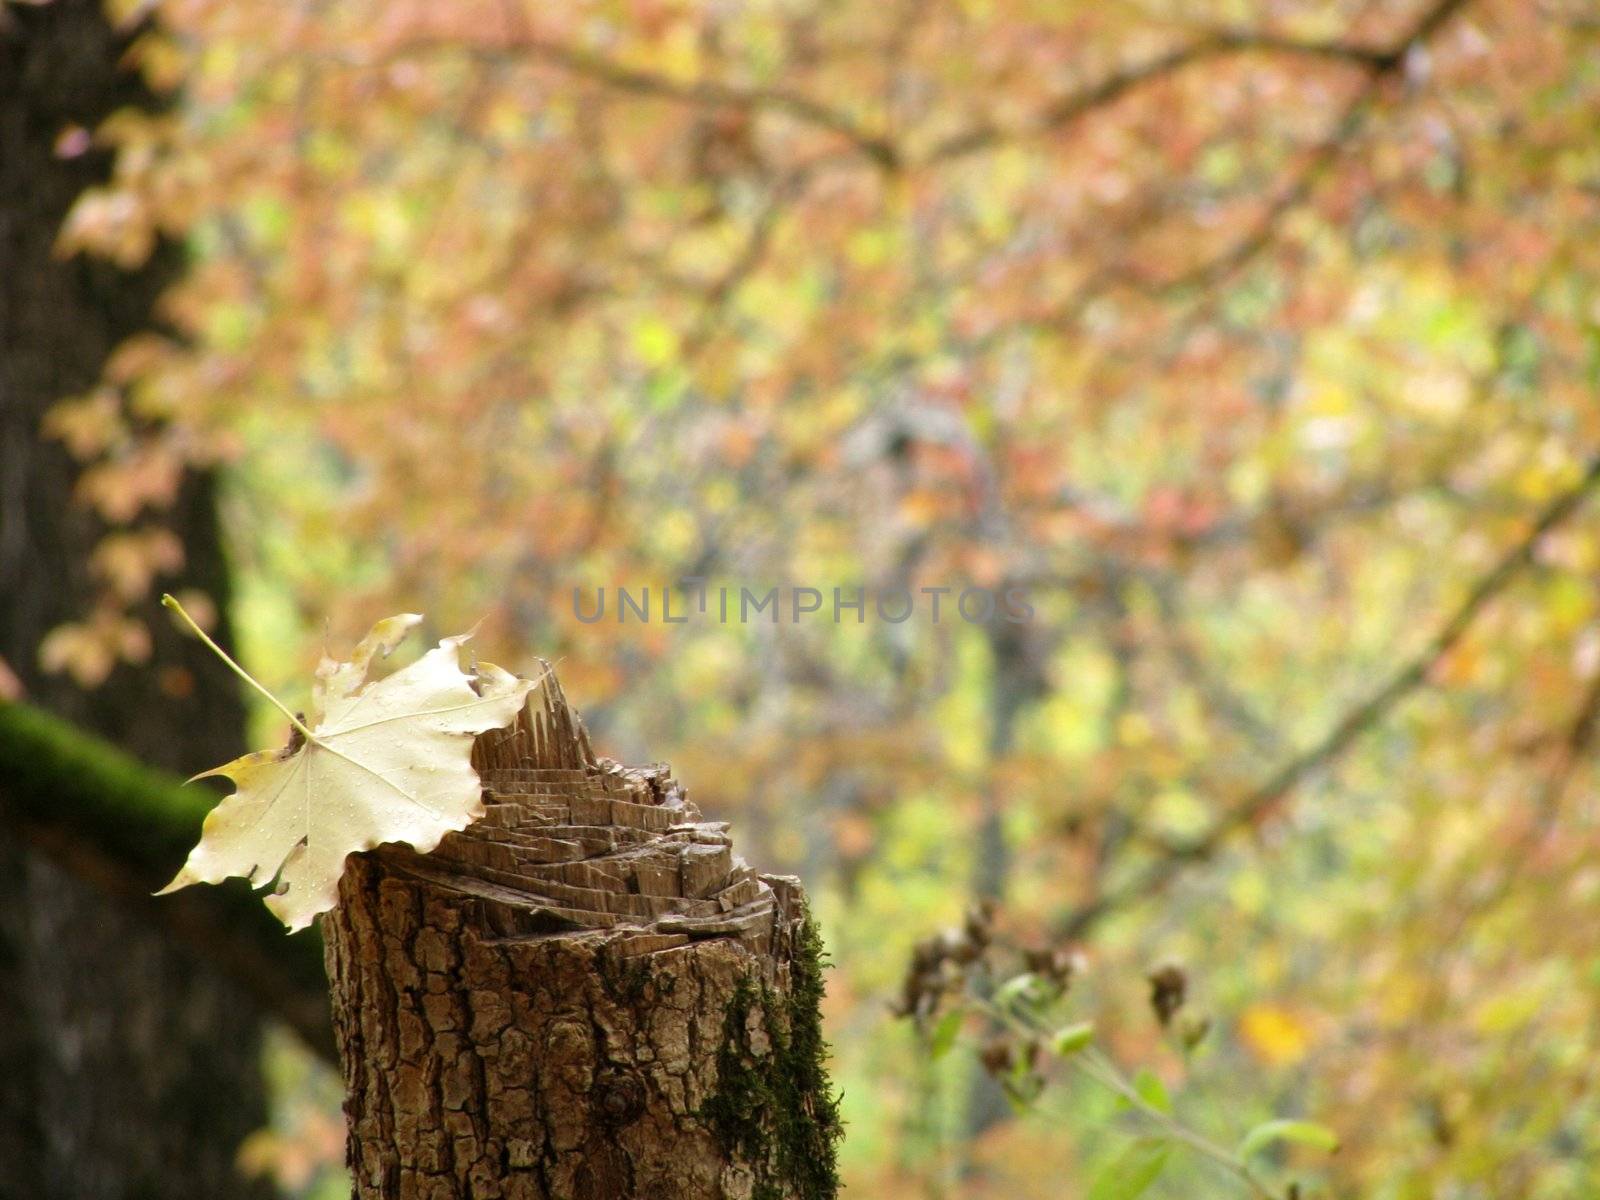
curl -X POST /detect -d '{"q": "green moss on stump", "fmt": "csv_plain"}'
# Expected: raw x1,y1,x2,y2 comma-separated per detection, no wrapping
704,913,842,1200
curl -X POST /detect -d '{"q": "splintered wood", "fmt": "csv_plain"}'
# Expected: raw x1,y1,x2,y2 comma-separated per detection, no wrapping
322,666,834,1200
423,667,792,952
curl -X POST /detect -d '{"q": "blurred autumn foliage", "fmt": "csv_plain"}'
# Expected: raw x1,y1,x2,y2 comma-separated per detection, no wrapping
36,0,1600,1195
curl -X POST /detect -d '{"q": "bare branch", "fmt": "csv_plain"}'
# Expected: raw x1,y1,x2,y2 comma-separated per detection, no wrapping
370,33,901,169
362,0,1471,178
924,0,1473,166
1058,452,1600,941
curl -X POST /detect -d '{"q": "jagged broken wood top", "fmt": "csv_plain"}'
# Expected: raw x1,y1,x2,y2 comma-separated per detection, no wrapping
373,665,798,960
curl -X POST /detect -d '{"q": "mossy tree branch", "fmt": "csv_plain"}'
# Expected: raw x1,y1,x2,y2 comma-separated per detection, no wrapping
0,700,334,1058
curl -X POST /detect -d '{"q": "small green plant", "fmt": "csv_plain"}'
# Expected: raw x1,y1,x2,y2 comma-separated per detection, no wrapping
895,905,1336,1199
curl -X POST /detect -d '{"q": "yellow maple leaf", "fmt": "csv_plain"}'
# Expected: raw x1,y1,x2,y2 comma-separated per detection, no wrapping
158,599,537,931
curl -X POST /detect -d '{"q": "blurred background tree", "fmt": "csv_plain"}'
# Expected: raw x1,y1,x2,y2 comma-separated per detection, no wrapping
0,1,272,1195
19,0,1600,1196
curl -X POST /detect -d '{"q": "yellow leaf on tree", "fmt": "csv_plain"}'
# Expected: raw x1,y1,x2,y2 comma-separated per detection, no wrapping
158,604,538,931
1238,1003,1313,1069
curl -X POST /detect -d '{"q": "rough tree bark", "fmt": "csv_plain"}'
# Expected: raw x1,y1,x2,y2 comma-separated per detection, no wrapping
0,2,273,1195
323,671,842,1200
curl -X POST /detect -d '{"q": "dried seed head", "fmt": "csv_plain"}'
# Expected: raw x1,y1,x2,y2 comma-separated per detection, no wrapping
1177,1012,1211,1050
980,1037,1014,1078
1018,1037,1040,1072
1023,945,1079,991
963,900,996,947
1147,962,1187,1027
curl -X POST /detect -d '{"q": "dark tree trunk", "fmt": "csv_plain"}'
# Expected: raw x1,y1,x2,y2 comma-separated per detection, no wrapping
323,673,842,1200
0,2,273,1196
962,618,1050,1156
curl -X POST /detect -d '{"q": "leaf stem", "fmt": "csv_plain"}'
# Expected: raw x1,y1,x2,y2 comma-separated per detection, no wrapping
1073,1048,1281,1200
973,998,1286,1200
161,594,315,740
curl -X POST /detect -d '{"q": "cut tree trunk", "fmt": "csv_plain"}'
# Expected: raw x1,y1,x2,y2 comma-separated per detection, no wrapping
323,670,841,1200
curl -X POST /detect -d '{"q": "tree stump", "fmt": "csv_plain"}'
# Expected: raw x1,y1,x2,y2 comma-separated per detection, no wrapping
322,669,840,1200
